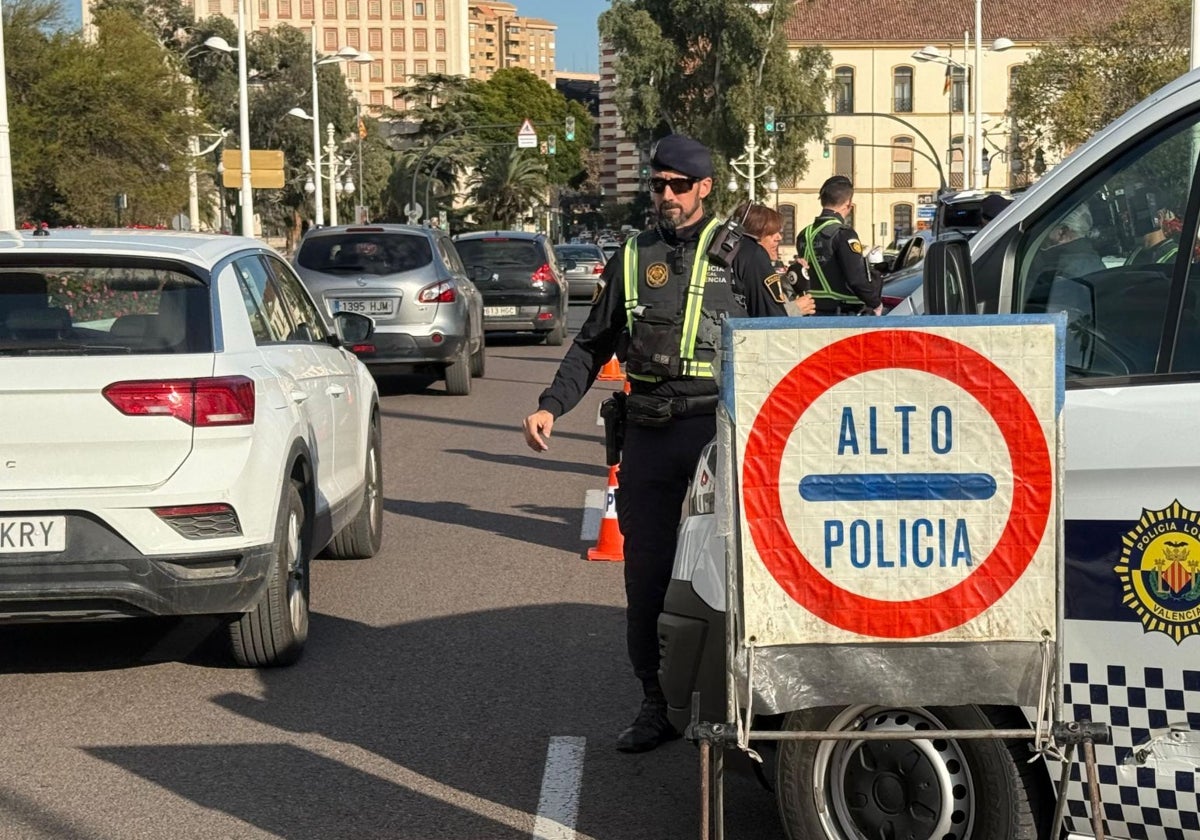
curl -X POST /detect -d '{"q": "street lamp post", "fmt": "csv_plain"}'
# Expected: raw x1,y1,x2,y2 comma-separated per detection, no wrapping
235,0,253,237
727,124,775,202
324,123,354,225
0,10,14,230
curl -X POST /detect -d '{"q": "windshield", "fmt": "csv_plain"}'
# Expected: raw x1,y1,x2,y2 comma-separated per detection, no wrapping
0,264,211,355
297,232,433,275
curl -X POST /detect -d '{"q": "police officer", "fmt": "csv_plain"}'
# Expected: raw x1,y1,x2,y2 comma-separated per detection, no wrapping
796,176,882,315
522,134,787,753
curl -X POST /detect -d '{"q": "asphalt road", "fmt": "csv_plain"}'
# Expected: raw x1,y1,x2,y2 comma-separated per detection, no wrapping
0,303,786,840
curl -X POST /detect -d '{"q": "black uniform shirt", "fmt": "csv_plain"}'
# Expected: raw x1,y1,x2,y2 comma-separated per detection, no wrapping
800,209,881,310
537,215,787,418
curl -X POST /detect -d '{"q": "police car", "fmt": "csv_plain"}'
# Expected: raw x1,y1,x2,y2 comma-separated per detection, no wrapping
659,67,1200,839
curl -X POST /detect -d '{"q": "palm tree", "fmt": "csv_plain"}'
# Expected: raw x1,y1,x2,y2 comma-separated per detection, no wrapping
468,148,548,228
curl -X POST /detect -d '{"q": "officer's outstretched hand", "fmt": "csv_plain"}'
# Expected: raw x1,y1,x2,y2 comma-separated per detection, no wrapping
523,409,555,452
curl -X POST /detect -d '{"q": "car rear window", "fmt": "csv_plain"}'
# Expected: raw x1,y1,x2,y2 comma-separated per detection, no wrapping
456,238,543,269
555,245,604,261
297,232,433,276
939,203,983,231
0,264,211,356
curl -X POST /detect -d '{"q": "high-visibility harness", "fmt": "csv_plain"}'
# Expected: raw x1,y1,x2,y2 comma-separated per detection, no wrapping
802,218,863,306
622,218,722,381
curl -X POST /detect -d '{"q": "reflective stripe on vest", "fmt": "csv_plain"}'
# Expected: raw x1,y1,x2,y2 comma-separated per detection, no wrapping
802,218,862,304
622,218,722,380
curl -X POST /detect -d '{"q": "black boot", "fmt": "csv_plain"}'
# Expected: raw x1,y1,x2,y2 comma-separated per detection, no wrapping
616,695,680,753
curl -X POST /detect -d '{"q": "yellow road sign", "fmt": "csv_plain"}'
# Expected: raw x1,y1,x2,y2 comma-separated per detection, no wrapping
221,150,286,189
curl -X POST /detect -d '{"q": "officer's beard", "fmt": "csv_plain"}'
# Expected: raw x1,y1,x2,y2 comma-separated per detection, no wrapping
656,202,682,239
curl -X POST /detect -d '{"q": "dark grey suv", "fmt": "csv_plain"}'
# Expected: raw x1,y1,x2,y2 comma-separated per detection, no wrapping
293,224,485,395
452,231,569,345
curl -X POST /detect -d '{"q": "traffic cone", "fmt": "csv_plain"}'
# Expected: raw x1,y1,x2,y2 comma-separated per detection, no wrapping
597,355,624,381
588,464,624,562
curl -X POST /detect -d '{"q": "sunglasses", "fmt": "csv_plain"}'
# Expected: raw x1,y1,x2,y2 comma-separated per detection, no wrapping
649,176,699,195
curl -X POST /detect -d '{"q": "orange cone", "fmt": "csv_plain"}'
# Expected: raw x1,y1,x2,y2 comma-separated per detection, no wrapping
597,355,624,381
588,464,624,562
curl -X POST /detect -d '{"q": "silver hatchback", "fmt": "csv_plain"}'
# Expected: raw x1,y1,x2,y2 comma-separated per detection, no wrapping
293,225,486,395
555,243,608,301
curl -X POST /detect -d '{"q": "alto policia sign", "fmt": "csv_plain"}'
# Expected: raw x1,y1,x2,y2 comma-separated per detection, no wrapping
727,316,1064,646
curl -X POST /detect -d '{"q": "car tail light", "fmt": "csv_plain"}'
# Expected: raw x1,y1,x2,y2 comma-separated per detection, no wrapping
103,376,255,427
418,280,456,303
532,263,556,284
593,264,604,274
153,503,242,539
350,343,376,354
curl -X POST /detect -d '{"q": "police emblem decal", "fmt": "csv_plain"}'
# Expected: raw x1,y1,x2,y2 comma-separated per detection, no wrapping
1115,500,1200,644
646,262,670,288
848,239,864,255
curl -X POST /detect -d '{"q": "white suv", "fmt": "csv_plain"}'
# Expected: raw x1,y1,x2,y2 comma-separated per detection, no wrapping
0,230,382,667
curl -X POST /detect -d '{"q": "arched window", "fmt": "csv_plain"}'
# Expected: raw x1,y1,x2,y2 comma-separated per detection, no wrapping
834,137,855,181
834,66,854,114
892,204,913,240
892,136,914,188
893,66,913,113
779,204,797,254
949,134,964,189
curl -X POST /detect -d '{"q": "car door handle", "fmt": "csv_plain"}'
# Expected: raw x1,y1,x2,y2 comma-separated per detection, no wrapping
327,385,347,398
290,390,309,404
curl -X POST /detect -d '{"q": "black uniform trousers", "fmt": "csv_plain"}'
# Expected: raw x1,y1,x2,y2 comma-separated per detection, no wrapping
614,412,717,690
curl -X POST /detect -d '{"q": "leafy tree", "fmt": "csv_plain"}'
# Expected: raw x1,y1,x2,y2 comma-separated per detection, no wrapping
1009,0,1188,157
468,147,548,229
598,0,830,202
8,3,203,224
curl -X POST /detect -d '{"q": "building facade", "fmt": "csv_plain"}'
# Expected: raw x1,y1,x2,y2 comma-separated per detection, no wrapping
467,1,557,84
597,40,643,201
110,0,476,116
776,0,1132,250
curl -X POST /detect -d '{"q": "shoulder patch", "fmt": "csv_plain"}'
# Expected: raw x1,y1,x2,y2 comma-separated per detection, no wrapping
764,274,788,304
848,239,863,254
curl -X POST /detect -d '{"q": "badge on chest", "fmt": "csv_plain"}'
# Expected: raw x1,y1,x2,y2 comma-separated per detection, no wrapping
646,262,669,288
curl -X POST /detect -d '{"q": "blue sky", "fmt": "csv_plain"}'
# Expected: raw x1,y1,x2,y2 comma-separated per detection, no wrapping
515,0,608,73
63,0,609,72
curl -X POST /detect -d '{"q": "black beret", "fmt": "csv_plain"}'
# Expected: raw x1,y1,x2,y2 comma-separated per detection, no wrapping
650,135,714,179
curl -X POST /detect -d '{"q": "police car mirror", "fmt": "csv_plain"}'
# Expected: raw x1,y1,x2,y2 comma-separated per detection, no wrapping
921,238,976,315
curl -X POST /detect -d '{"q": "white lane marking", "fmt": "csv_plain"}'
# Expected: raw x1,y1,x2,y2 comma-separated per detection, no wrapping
580,490,603,542
531,736,585,840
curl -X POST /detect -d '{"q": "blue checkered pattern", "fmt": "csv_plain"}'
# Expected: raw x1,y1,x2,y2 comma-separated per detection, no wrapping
1062,662,1200,839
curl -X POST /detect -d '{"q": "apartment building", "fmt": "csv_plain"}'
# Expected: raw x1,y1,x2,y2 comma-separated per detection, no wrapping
129,0,474,116
467,1,557,84
597,41,643,201
779,0,1132,249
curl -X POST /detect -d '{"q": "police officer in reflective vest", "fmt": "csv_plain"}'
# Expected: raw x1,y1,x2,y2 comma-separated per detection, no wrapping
797,176,882,315
522,134,787,753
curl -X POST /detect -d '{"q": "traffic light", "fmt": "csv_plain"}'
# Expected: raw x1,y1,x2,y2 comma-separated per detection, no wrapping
775,120,787,134
548,134,557,156
764,106,776,133
565,116,576,142
822,140,830,158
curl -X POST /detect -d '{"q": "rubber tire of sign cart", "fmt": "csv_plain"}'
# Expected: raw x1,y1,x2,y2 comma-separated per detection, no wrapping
444,341,472,395
320,411,383,560
775,705,1048,840
228,480,309,668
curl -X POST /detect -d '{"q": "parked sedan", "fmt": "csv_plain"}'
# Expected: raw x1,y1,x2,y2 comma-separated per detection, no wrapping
0,229,383,667
453,231,569,345
554,243,607,301
294,224,486,395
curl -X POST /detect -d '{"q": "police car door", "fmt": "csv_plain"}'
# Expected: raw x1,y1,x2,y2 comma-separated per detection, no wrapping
929,115,1200,838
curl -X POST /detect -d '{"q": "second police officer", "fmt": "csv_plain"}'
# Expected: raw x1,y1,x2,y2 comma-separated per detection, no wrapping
795,175,883,315
521,134,788,753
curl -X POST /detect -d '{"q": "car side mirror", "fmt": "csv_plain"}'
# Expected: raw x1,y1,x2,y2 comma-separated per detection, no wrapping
333,310,375,344
921,238,976,315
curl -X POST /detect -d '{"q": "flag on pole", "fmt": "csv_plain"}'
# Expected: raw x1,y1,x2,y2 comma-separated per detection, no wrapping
943,63,952,95
358,116,367,139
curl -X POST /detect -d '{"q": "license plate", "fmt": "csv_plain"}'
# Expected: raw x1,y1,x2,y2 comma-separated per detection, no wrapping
333,298,395,317
485,306,518,317
0,516,66,553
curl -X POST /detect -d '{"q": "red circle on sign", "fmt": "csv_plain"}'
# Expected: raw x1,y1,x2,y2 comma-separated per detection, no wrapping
742,329,1052,638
